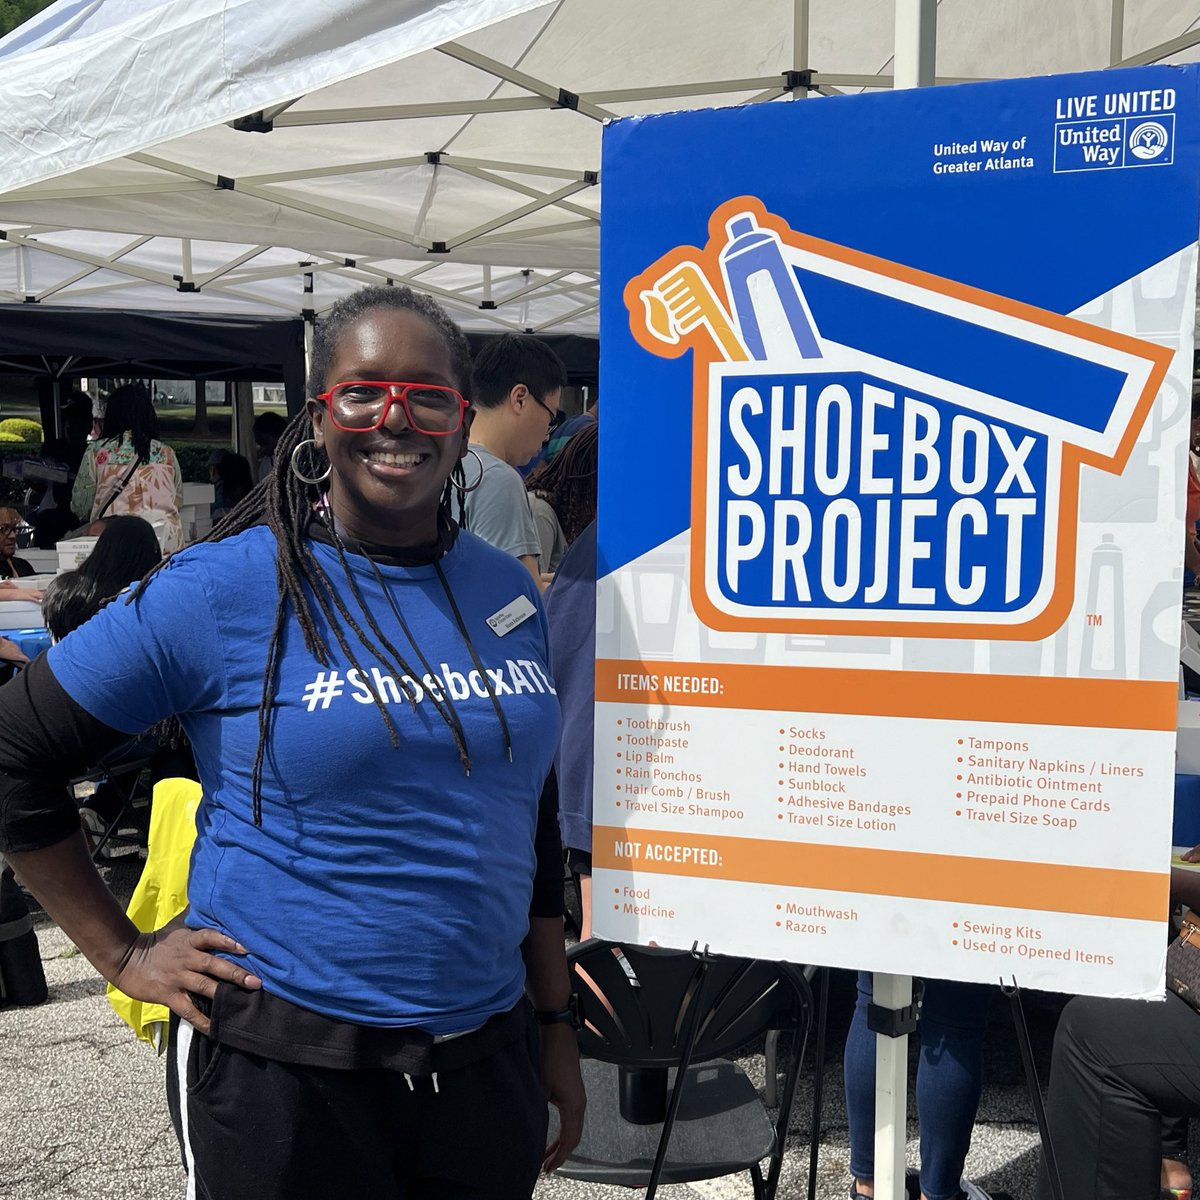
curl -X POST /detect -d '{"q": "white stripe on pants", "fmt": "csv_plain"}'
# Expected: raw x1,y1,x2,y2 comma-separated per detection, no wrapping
174,1019,198,1200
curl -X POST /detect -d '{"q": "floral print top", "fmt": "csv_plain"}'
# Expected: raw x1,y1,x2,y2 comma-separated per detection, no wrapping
72,434,185,553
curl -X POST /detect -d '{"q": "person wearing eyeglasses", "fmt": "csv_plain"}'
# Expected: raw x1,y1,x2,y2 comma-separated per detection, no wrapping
0,509,43,610
0,507,43,661
0,509,35,581
0,287,583,1199
462,335,567,589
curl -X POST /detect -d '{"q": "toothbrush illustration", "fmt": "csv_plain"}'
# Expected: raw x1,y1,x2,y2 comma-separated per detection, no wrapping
639,261,749,362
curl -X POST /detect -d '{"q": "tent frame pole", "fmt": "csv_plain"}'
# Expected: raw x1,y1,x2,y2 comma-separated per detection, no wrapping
893,0,937,89
793,0,810,97
1118,27,1200,68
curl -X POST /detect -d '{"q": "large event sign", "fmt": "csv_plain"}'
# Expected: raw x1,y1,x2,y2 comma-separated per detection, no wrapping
594,66,1200,997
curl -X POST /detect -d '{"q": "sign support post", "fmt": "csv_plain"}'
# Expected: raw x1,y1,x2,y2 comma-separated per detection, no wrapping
873,10,935,1195
872,973,913,1200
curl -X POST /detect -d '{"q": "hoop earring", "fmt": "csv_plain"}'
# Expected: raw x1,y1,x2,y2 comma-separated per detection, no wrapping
450,448,485,495
290,439,331,485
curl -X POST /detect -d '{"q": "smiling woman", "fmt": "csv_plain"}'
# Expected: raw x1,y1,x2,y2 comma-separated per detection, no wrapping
0,285,584,1200
310,308,472,546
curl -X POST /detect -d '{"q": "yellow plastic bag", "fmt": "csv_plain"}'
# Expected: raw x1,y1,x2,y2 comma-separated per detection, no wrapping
106,777,201,1052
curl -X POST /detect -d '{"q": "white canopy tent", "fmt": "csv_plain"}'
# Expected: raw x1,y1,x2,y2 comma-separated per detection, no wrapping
3,5,1200,1196
1,0,1199,337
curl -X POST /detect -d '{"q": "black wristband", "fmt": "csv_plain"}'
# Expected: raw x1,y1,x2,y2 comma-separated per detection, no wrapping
534,994,581,1029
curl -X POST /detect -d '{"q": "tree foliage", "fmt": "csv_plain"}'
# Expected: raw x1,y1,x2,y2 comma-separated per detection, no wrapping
0,0,55,38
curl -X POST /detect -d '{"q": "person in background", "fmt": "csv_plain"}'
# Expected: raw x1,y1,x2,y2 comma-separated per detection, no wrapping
0,508,35,580
543,396,596,465
1184,387,1200,581
252,411,287,483
1034,854,1200,1200
525,421,598,576
0,637,31,675
0,284,582,1200
209,451,255,521
44,392,94,477
33,393,96,548
0,512,45,666
845,976,1004,1200
41,515,162,643
543,517,597,937
206,450,226,505
39,516,172,844
72,384,184,554
464,335,566,588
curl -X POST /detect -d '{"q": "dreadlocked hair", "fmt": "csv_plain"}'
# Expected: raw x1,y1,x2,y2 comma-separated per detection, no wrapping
525,418,598,545
130,283,477,825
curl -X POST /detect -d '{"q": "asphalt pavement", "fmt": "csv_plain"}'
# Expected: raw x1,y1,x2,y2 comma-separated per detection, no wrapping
0,859,1102,1200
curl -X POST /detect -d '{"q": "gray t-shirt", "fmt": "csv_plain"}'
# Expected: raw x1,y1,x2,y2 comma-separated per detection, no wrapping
529,493,567,574
462,444,541,560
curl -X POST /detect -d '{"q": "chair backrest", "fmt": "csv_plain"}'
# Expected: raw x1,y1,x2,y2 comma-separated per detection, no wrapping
568,939,812,1068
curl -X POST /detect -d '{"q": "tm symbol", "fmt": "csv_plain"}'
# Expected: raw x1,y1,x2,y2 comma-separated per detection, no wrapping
1086,612,1103,627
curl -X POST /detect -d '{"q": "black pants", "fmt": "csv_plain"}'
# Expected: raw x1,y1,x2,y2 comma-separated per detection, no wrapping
170,1014,548,1199
1037,992,1200,1200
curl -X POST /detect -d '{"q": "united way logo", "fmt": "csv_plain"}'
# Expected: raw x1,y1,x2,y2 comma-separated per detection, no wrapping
1129,120,1170,160
625,197,1171,639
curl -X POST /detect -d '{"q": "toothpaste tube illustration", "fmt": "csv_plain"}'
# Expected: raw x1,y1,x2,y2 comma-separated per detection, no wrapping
718,211,822,361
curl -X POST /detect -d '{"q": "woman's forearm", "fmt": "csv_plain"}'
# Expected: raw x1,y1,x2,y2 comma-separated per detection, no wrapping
1170,866,1200,913
521,915,573,1010
7,832,141,982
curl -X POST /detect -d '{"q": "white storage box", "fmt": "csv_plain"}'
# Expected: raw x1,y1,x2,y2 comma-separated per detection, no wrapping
18,549,58,574
56,536,98,572
0,600,43,631
179,504,204,542
182,483,215,507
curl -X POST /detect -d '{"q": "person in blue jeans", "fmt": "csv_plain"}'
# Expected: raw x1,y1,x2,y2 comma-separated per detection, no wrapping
845,973,1004,1200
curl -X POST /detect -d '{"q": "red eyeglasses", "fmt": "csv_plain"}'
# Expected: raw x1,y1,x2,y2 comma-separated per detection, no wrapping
316,380,469,434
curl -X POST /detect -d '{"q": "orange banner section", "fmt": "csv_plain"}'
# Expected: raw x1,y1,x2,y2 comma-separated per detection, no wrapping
594,825,1168,922
595,659,1178,732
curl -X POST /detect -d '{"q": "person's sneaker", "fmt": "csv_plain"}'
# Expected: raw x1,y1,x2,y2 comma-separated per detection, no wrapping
848,1172,920,1200
78,806,111,858
78,806,105,835
960,1179,1014,1200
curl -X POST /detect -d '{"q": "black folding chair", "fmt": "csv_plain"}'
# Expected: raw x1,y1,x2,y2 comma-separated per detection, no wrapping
72,753,156,863
556,939,814,1200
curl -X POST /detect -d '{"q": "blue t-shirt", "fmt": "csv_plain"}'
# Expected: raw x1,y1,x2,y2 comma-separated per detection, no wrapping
49,526,560,1032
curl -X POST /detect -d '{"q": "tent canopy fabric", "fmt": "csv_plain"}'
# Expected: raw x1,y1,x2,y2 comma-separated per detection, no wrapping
0,304,305,385
0,0,1199,338
0,307,596,400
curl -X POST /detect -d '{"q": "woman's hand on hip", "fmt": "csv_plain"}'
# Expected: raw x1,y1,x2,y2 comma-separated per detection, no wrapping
110,912,261,1034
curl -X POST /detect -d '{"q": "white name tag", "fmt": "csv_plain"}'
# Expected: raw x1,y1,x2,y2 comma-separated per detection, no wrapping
486,594,537,637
